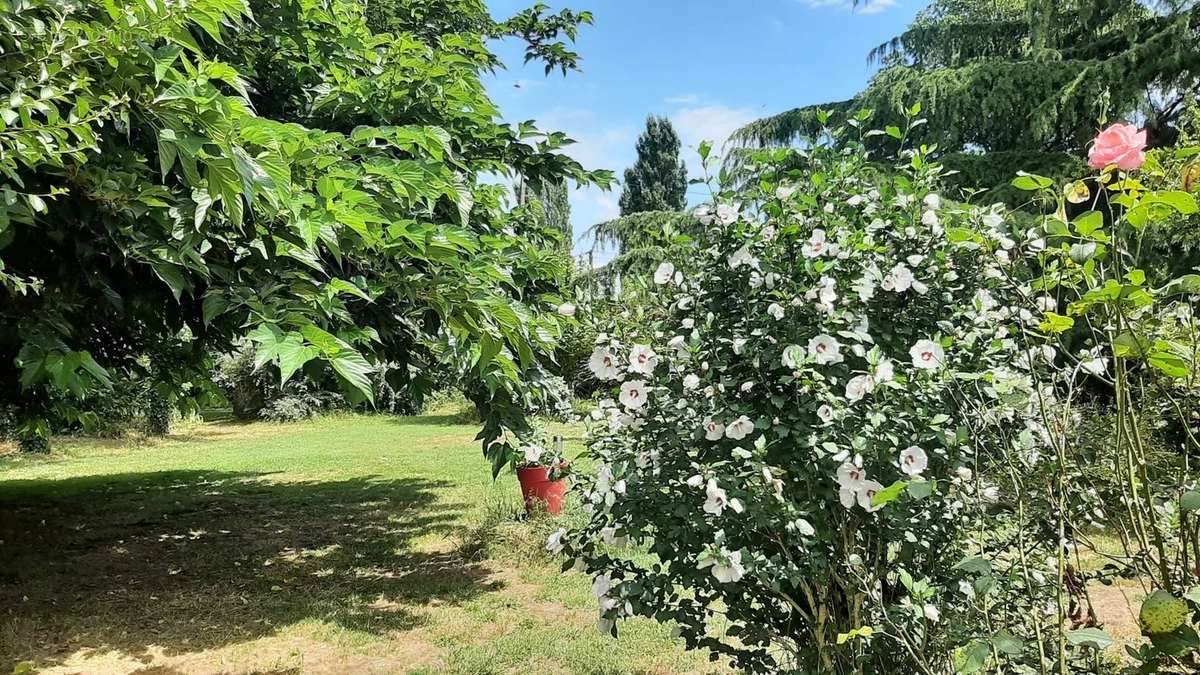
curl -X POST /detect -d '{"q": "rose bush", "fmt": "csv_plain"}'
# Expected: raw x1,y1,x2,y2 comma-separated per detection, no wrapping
548,110,1078,673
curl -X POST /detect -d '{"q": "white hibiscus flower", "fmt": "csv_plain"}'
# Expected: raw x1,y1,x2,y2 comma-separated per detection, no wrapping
698,549,746,583
725,415,755,441
882,263,915,292
853,275,876,302
836,461,866,488
856,480,886,513
653,261,675,285
717,203,740,225
1080,356,1108,376
923,193,941,210
619,380,648,409
767,303,785,320
844,374,875,402
588,346,620,380
703,418,725,441
807,334,843,365
909,339,945,370
791,518,816,536
838,485,856,509
524,444,545,464
811,276,838,312
683,373,700,390
816,404,834,424
628,344,658,375
899,446,928,476
728,246,758,270
781,344,805,369
546,528,566,553
703,478,735,515
802,229,830,258
557,302,577,317
874,359,895,383
776,185,796,201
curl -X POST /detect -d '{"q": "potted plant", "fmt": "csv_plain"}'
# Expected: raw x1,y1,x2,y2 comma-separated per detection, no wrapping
516,435,571,516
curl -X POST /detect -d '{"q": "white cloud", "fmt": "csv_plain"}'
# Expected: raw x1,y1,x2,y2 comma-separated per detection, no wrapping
802,0,899,14
670,104,757,179
525,107,633,259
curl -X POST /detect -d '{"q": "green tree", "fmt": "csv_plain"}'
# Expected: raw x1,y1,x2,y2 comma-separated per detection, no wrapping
733,0,1200,201
580,116,690,293
519,176,572,253
619,116,687,216
0,0,610,466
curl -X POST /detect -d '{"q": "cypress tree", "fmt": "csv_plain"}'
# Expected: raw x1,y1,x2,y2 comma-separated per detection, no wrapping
619,116,688,216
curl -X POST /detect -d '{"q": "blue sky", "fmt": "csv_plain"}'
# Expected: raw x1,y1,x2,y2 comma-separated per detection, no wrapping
483,0,928,260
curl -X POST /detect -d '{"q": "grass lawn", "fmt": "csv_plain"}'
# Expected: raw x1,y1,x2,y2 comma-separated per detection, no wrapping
0,413,724,675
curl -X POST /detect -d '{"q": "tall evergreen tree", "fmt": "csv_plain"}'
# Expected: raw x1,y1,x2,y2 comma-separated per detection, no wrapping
732,0,1200,200
619,116,687,216
519,176,572,253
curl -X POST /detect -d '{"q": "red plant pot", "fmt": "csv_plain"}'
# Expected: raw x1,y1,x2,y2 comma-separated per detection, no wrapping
517,466,567,516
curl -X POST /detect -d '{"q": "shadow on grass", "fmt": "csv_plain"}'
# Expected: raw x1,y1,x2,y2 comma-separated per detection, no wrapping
0,470,501,670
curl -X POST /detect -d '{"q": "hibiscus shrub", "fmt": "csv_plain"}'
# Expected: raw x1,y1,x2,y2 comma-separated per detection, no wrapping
551,114,1051,673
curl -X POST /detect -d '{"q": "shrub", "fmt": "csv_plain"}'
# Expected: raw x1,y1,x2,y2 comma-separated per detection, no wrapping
213,345,346,422
259,389,344,423
141,391,172,437
554,115,1200,673
552,112,1047,672
212,347,272,420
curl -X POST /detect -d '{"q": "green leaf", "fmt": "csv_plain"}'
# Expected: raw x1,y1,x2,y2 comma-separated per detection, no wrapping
870,480,907,507
907,478,935,500
330,351,374,401
1038,312,1074,334
1148,351,1190,378
157,129,178,177
953,556,992,574
202,294,228,325
328,278,371,301
1147,190,1197,215
1011,172,1053,191
1148,625,1200,657
955,641,991,673
1065,627,1113,650
1072,211,1104,237
276,335,319,384
1161,274,1200,296
991,630,1023,656
299,324,375,401
152,262,188,301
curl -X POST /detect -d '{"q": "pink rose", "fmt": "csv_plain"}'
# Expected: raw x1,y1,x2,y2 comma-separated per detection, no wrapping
1088,123,1147,171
